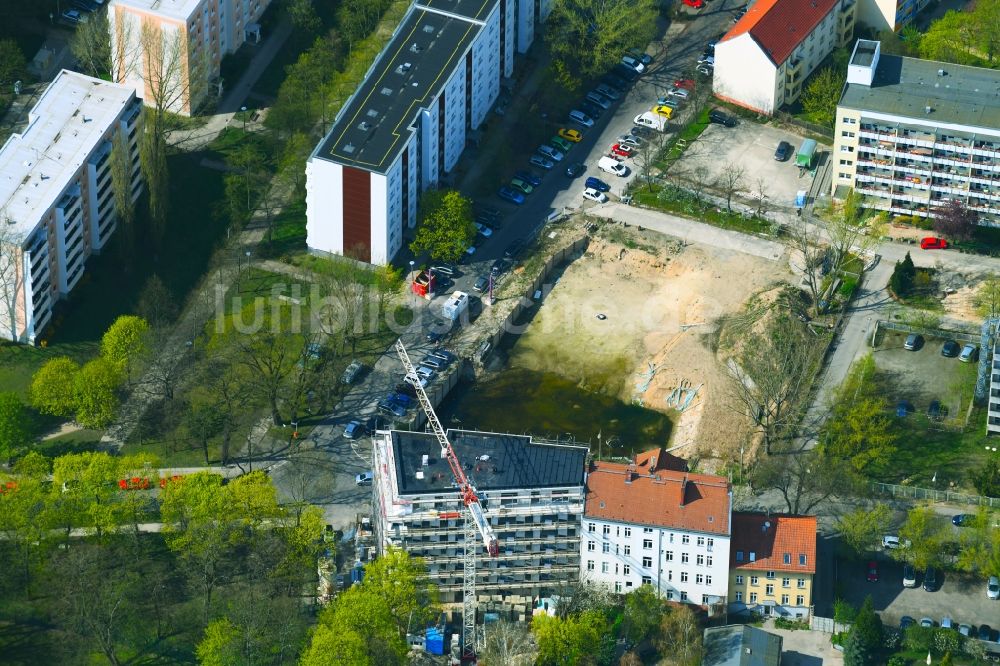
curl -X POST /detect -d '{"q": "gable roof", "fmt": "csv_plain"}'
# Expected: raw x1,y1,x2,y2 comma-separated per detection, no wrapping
730,513,817,573
720,0,840,66
584,451,731,535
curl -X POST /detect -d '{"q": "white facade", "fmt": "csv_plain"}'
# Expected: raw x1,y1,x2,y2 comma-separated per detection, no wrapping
856,0,931,33
988,328,1000,435
0,71,142,343
713,34,782,115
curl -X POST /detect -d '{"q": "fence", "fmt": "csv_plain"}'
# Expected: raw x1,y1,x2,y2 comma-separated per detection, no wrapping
774,111,835,142
874,319,980,345
870,481,999,508
810,616,850,634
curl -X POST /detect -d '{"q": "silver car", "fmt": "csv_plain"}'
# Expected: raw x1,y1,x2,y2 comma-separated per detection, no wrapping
537,144,564,162
585,91,612,109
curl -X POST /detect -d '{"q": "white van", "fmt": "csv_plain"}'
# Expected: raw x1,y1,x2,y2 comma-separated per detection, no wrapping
633,112,668,132
598,156,628,177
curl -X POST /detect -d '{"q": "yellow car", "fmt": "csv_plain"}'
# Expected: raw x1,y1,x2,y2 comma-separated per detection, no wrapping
651,105,674,119
558,128,583,143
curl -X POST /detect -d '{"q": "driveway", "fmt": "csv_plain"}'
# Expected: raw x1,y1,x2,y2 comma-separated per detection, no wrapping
874,331,971,421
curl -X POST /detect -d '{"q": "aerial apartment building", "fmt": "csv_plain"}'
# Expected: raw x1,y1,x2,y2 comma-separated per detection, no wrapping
0,70,142,343
581,448,733,608
305,0,551,265
713,0,857,115
727,513,817,620
831,40,1000,226
371,428,587,618
110,0,274,115
856,0,931,33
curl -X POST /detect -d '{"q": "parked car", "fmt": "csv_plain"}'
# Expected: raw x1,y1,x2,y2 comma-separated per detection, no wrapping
565,162,586,177
697,55,715,66
631,125,654,138
927,400,943,420
989,575,1000,600
620,55,646,73
900,616,916,630
612,63,640,82
579,101,603,119
683,0,704,8
666,87,689,99
72,0,101,11
558,127,584,142
585,91,612,109
341,360,364,384
619,134,643,147
497,185,525,204
415,366,436,380
903,564,917,588
696,64,714,77
428,349,455,364
610,143,633,157
866,561,879,582
490,258,508,275
529,154,555,171
979,625,995,641
896,400,913,417
651,105,674,118
626,49,653,66
921,237,948,250
774,141,792,161
882,535,911,549
923,566,938,591
919,618,936,628
952,513,974,526
673,78,696,90
509,178,533,195
960,344,979,363
513,170,542,187
537,144,564,162
583,187,608,203
355,472,374,487
708,109,736,127
395,382,417,397
903,333,924,350
656,98,681,110
550,135,573,152
377,399,406,418
596,83,621,100
959,624,973,636
941,340,960,357
61,9,87,24
473,275,489,292
602,74,629,92
568,109,595,127
504,239,525,259
343,420,366,440
586,177,611,192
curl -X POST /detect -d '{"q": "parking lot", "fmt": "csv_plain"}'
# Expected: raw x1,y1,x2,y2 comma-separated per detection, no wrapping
838,558,999,640
672,122,823,208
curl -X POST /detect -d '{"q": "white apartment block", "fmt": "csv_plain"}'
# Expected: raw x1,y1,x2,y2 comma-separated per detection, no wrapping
713,0,856,115
832,40,1000,226
306,0,546,265
0,70,142,344
110,0,273,116
581,449,732,607
985,322,1000,435
372,429,588,618
856,0,931,33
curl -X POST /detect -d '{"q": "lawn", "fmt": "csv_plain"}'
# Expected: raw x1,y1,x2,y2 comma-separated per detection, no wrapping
631,182,777,236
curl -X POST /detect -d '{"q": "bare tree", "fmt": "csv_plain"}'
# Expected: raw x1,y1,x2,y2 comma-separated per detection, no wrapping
0,214,25,342
479,621,535,666
110,126,136,265
71,7,112,79
655,605,703,666
318,258,375,354
753,444,855,514
752,175,770,218
788,215,829,310
821,188,887,277
717,163,745,212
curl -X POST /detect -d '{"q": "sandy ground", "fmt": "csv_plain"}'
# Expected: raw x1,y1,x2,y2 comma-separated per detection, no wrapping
507,227,795,459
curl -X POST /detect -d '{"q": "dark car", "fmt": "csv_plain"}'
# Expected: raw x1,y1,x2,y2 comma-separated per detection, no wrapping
899,616,916,630
377,399,406,418
979,625,996,642
513,170,542,187
903,333,924,351
388,392,412,409
586,177,611,192
927,400,943,420
504,239,525,259
602,75,629,92
612,63,640,82
72,0,100,11
952,513,974,527
565,162,586,178
774,141,792,161
923,567,938,591
709,109,737,127
896,400,913,417
579,101,603,119
491,258,509,275
631,125,654,139
473,275,489,292
941,340,960,357
394,382,417,397
866,560,879,583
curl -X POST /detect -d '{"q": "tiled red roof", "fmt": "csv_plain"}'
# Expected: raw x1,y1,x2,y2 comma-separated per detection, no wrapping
584,453,731,535
720,0,840,65
730,513,817,573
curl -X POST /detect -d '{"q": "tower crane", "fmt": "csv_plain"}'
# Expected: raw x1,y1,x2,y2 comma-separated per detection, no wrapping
394,339,498,660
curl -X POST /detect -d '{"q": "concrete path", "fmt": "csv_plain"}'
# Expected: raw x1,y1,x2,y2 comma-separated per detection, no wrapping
592,201,786,261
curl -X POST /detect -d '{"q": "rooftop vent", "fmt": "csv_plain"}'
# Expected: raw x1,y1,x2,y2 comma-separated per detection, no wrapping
421,454,429,466
381,87,393,96
762,520,771,532
937,68,946,76
342,143,356,154
423,24,435,33
415,470,425,480
925,105,932,114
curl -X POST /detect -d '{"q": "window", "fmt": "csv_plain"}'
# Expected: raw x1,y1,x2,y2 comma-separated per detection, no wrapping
796,595,805,605
697,536,705,547
667,571,673,581
642,556,653,568
587,541,595,552
782,577,790,588
750,576,759,586
667,591,674,600
707,556,713,567
735,551,744,562
643,528,653,534
797,578,806,589
702,595,710,605
697,555,704,566
624,527,631,537
588,523,595,533
615,526,620,536
765,584,774,595
735,591,743,602
642,576,652,585
681,553,689,564
840,145,855,153
749,552,756,562
623,565,631,575
707,538,714,549
839,159,854,166
680,572,688,582
665,551,673,561
843,117,857,124
783,553,791,565
602,543,610,553
842,131,855,138
602,562,609,573
615,563,619,574
706,576,712,585
615,581,622,593
680,592,688,602
750,593,758,603
643,539,653,550
624,545,631,556
781,594,790,605
839,172,851,179
587,560,595,571
696,574,703,584
603,525,611,535
766,571,775,579
681,535,690,544
669,533,674,543
735,575,744,584
799,554,807,566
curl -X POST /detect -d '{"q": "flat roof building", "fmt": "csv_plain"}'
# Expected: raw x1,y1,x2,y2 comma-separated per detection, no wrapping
0,70,143,343
306,0,552,264
372,428,587,618
703,625,783,666
832,40,1000,225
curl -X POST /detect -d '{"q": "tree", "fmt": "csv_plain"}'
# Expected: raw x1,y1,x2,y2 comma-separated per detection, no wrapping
898,506,949,569
843,626,874,666
479,621,535,666
622,585,664,646
110,126,136,263
933,199,977,241
971,0,1000,64
362,548,438,635
836,504,891,558
70,7,112,79
919,11,979,65
954,507,999,575
801,68,844,128
545,0,658,80
0,39,25,87
822,189,887,279
889,252,916,297
716,163,745,212
754,447,854,514
196,617,241,666
74,358,120,429
821,355,898,472
30,357,81,418
970,457,1000,497
851,597,883,654
136,274,178,328
409,189,476,262
0,391,32,462
789,215,829,309
286,0,322,34
0,452,51,591
101,315,149,386
655,605,703,666
974,274,1000,319
0,210,26,342
533,610,606,666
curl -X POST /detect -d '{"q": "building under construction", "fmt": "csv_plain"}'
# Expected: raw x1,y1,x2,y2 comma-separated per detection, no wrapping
371,428,588,618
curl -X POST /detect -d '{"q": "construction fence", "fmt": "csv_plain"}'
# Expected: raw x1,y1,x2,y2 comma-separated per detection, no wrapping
870,482,999,508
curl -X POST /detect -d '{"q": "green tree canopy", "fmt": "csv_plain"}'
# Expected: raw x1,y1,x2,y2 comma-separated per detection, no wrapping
622,584,664,645
898,506,949,569
532,609,606,666
919,10,980,65
0,391,33,462
30,356,81,418
101,315,150,385
889,252,916,297
0,39,25,87
545,0,658,81
409,189,476,263
836,504,891,558
73,358,121,429
801,68,844,128
820,355,898,472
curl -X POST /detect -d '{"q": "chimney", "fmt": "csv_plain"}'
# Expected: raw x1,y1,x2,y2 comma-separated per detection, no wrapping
421,454,429,467
650,456,657,469
680,475,688,506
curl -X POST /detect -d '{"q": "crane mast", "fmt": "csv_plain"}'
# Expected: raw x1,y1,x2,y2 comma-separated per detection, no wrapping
394,340,498,660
